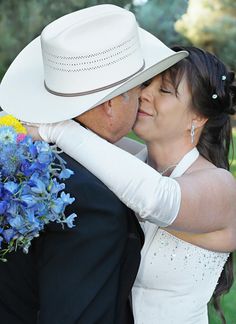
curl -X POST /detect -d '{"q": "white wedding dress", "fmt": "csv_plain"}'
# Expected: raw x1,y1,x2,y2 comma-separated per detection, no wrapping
131,148,229,324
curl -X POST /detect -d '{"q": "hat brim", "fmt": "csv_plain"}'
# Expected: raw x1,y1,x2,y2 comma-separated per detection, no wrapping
0,28,188,123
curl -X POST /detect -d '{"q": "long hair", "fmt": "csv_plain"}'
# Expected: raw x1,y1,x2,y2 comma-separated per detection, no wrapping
166,46,236,323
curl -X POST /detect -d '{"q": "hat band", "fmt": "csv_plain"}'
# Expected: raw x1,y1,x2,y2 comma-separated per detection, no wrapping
44,61,145,97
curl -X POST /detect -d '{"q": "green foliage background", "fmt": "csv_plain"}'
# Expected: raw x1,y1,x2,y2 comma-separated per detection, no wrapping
175,0,236,71
0,0,236,322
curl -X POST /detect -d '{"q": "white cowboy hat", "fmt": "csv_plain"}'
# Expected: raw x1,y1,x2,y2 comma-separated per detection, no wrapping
0,4,188,123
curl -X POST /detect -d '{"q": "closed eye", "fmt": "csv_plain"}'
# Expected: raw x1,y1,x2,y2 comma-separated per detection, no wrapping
160,88,172,94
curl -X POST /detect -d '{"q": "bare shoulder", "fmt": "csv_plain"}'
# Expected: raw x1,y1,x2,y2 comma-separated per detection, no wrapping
181,167,236,189
174,167,236,236
177,167,236,210
214,168,236,187
211,168,233,188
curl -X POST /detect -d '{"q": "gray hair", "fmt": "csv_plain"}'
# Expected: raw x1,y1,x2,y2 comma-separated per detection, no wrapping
121,91,130,103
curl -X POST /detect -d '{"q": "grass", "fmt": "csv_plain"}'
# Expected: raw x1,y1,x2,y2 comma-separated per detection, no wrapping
127,129,236,324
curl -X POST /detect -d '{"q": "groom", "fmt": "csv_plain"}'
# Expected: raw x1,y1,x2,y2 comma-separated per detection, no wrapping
0,5,187,324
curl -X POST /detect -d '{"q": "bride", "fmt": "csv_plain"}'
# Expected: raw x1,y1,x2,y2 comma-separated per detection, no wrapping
32,46,236,323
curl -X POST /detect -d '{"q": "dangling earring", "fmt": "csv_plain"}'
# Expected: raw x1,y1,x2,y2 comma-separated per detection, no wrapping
191,124,195,144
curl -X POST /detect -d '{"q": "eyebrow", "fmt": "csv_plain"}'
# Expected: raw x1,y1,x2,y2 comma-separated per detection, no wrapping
161,78,174,87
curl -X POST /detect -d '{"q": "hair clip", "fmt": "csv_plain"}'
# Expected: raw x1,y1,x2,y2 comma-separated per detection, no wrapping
212,94,218,99
222,75,226,81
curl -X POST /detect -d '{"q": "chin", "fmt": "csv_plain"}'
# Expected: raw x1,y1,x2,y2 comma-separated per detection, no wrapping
109,131,129,144
133,123,145,139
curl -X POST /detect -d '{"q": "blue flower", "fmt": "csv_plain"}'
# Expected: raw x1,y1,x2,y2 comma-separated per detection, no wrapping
0,183,3,197
0,201,7,214
2,228,15,243
20,194,38,208
34,202,49,217
20,159,33,176
37,151,52,165
51,198,65,214
35,141,51,155
46,213,60,222
29,173,46,194
0,144,21,176
24,209,41,231
60,192,75,205
49,179,65,194
63,213,77,228
8,215,25,230
0,122,77,261
4,182,19,195
59,168,74,179
6,200,19,215
28,142,37,158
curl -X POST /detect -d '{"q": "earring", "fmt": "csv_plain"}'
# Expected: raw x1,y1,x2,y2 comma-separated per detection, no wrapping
191,124,195,144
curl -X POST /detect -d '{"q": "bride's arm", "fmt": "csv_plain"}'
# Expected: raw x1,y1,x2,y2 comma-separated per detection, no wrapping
29,119,236,240
39,120,181,228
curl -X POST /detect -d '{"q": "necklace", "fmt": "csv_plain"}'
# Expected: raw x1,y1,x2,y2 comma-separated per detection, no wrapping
159,164,177,176
146,157,178,176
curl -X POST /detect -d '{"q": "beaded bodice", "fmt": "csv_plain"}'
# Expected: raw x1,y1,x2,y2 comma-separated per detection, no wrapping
132,223,228,324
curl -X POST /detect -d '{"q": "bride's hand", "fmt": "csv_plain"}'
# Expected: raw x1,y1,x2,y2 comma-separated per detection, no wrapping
23,123,43,141
23,120,77,143
38,120,83,144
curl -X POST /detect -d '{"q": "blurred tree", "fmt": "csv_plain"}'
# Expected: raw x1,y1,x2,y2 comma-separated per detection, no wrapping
175,0,236,70
130,0,190,46
0,0,131,79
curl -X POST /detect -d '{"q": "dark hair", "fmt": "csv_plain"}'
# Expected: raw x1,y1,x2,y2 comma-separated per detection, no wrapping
165,46,236,323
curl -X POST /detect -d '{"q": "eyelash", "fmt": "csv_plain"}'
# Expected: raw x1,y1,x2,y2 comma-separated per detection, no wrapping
141,82,173,94
160,88,172,94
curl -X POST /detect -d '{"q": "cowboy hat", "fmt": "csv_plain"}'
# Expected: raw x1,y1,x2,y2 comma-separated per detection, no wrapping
0,4,188,123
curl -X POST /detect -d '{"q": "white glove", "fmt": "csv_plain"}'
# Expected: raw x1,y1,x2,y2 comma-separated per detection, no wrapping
39,120,181,227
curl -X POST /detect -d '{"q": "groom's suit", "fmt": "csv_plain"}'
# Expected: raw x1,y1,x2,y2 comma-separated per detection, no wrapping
0,150,144,324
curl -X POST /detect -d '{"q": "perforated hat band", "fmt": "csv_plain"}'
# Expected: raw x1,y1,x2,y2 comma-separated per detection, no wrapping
44,61,145,97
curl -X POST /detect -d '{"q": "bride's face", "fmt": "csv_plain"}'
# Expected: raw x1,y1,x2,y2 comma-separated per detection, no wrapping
133,74,193,145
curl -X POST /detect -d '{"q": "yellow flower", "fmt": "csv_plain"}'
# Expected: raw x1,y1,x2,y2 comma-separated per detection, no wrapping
0,115,27,134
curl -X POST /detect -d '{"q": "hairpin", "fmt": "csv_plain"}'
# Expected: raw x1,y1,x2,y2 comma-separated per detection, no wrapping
212,94,218,99
222,75,226,81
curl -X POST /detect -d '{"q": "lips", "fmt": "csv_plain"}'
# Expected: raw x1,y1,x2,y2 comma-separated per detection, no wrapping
137,109,153,117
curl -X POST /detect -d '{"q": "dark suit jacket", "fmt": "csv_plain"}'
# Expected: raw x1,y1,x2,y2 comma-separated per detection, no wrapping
0,153,144,324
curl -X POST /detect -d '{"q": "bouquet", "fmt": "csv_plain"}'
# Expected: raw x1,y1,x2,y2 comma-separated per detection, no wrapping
0,115,77,261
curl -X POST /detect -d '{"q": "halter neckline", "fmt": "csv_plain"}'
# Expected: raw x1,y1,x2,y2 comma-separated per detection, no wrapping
170,147,199,178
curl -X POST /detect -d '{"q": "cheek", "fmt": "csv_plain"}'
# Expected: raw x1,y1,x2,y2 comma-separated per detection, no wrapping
126,100,139,120
131,98,140,115
121,107,138,133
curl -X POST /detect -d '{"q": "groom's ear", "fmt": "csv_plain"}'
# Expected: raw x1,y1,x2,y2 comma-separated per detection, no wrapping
103,100,114,118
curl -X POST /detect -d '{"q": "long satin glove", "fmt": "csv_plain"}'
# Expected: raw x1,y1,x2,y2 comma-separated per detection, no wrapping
39,120,181,227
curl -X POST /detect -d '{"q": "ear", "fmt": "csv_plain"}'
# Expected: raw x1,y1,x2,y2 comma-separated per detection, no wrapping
190,114,208,130
103,100,114,118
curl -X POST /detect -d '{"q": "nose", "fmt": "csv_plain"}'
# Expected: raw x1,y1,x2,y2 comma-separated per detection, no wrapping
140,83,154,103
